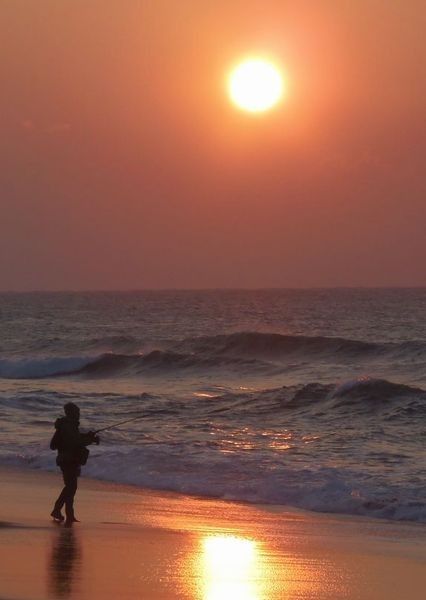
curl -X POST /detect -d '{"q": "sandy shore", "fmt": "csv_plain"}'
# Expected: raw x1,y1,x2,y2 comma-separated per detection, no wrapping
0,467,425,600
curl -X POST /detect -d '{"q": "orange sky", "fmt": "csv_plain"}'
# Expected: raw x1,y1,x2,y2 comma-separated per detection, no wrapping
1,0,425,289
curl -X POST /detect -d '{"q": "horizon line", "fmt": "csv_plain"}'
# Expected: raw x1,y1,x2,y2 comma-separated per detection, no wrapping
0,286,425,294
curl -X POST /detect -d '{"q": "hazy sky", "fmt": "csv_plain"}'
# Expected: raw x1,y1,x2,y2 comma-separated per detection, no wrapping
1,1,425,290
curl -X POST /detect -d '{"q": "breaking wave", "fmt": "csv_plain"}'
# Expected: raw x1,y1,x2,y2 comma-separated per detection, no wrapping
1,331,425,380
0,356,97,379
207,378,426,417
0,351,270,379
331,377,425,402
174,331,426,360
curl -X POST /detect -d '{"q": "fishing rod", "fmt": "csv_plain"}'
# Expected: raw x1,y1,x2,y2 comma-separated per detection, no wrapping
93,415,149,434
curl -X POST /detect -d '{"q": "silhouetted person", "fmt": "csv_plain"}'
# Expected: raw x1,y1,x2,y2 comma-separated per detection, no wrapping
50,402,99,527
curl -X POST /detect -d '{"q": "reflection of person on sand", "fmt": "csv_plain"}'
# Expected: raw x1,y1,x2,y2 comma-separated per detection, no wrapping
50,402,99,527
48,527,81,598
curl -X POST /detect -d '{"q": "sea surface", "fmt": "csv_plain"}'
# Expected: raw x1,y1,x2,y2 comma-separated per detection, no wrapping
0,290,425,522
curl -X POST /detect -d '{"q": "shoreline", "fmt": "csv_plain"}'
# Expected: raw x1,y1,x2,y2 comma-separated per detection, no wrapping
1,466,425,599
2,462,425,527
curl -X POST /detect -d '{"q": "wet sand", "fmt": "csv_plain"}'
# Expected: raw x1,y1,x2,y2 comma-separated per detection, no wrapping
0,466,425,599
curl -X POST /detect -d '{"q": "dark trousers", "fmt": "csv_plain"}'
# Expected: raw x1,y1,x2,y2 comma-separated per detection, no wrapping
54,465,80,520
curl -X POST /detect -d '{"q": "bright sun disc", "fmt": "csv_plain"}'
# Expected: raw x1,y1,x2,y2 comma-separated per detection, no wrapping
228,58,284,113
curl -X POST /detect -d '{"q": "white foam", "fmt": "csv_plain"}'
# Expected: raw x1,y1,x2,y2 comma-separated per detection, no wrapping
2,443,424,524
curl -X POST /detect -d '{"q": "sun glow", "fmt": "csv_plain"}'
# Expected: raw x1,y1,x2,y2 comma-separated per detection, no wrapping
228,58,284,113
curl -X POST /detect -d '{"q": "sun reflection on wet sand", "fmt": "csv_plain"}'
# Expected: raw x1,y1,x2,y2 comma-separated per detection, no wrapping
121,492,370,599
178,520,346,600
201,535,261,600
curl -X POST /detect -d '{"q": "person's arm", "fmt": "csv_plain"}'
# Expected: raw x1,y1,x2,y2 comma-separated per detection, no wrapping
60,423,99,449
80,431,100,446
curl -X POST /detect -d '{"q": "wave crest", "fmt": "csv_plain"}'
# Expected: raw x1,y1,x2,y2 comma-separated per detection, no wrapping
1,331,425,379
0,356,98,379
0,350,269,379
332,378,425,401
174,331,426,363
174,331,379,359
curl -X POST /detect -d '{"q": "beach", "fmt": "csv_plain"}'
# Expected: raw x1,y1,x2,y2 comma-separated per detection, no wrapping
2,0,426,595
1,291,425,598
1,466,425,600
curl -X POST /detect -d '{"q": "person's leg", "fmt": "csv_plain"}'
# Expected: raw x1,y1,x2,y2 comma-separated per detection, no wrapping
63,466,79,525
51,467,68,520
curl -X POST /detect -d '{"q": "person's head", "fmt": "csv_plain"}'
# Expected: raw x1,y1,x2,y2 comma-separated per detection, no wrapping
64,402,80,420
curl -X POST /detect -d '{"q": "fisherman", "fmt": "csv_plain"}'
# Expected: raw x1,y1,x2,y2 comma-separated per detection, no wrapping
50,402,99,527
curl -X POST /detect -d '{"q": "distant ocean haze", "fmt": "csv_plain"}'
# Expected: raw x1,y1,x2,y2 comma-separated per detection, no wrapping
0,289,425,522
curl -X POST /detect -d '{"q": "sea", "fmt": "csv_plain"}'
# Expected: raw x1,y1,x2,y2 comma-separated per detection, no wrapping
0,289,425,523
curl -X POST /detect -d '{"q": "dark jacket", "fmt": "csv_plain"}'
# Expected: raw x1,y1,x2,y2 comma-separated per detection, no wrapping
51,416,95,467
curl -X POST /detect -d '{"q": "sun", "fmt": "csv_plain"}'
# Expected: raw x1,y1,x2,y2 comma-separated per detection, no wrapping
228,58,285,113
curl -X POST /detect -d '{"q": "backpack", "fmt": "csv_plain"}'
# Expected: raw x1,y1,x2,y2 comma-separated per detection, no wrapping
78,447,90,465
